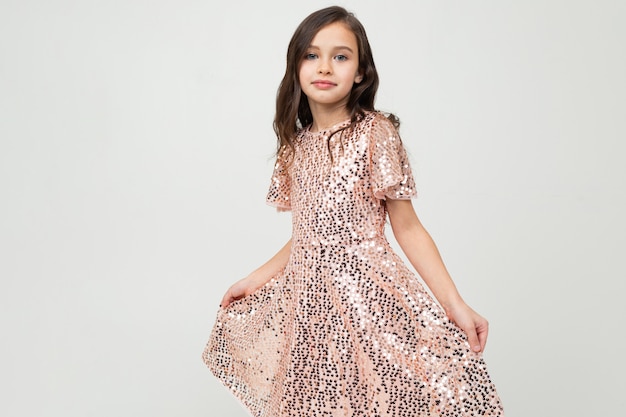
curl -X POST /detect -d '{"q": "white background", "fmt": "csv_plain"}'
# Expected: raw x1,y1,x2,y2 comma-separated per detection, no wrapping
1,1,625,416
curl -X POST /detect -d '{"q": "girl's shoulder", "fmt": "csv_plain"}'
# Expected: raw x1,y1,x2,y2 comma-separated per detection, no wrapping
357,110,399,131
361,110,401,139
367,110,399,128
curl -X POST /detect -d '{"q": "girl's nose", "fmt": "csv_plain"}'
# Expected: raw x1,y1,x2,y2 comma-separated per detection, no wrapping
317,60,331,74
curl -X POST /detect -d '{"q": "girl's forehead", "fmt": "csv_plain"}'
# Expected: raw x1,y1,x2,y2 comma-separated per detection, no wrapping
310,22,357,48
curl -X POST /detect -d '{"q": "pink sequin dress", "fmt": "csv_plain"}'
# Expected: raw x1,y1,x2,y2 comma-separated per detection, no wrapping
203,111,504,416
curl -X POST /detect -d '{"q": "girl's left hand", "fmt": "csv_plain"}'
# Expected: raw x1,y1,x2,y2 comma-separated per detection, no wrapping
445,302,489,353
220,276,265,309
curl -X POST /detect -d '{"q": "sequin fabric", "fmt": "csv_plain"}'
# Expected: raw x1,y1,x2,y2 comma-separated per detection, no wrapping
203,111,504,416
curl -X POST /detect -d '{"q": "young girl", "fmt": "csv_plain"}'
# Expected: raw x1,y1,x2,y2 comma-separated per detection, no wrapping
203,6,504,417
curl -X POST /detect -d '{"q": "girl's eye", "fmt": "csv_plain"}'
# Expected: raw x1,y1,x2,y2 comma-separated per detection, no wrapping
305,53,318,60
335,55,348,62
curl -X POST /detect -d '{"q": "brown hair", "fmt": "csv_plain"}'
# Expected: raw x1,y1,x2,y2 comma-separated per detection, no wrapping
273,6,398,157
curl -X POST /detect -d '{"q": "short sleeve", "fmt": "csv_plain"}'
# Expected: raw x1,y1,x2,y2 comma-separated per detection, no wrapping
266,147,292,211
369,116,417,200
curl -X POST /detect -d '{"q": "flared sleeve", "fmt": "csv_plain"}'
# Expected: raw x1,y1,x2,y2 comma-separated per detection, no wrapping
369,115,417,200
266,146,292,211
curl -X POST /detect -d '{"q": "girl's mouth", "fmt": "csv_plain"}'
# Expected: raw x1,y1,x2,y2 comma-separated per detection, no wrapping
312,80,336,89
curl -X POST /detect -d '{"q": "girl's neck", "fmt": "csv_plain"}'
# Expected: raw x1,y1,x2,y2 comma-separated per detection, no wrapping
308,103,350,133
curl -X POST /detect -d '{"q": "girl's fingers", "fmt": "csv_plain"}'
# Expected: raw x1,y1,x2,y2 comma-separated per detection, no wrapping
220,291,232,309
477,321,489,351
478,328,488,352
466,327,482,353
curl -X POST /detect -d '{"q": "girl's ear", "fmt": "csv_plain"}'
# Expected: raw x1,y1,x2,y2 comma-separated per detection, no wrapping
354,72,363,84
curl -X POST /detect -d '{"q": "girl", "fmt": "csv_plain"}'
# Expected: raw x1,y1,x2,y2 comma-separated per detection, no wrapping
203,6,504,417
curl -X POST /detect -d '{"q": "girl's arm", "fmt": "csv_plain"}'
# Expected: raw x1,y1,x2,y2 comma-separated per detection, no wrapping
220,238,292,308
385,199,489,353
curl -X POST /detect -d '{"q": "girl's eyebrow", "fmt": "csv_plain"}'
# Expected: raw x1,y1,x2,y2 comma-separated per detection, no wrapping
308,45,354,53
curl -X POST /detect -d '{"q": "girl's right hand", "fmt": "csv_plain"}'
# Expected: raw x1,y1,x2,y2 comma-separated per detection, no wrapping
219,239,292,309
219,276,265,309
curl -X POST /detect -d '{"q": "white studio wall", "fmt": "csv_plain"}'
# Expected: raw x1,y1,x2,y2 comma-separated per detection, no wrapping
0,1,624,416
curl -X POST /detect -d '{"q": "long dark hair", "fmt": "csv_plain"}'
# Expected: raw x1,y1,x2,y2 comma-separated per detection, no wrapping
273,6,398,157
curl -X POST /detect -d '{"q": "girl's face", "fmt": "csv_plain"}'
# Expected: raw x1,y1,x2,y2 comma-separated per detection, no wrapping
298,22,363,113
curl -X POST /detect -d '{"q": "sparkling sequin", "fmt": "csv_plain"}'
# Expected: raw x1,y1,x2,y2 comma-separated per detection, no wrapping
203,111,504,416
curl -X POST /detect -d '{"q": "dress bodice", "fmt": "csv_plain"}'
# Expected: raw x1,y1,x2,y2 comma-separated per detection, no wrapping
267,111,416,247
